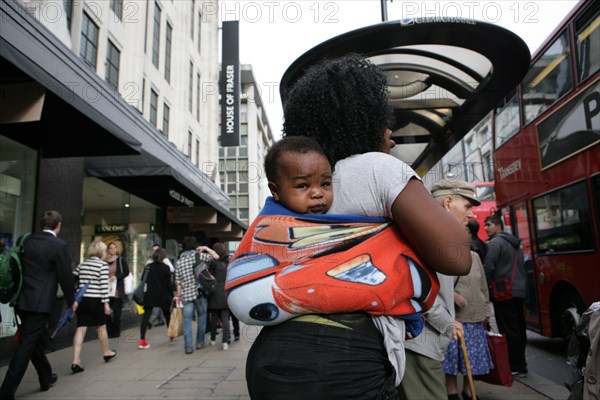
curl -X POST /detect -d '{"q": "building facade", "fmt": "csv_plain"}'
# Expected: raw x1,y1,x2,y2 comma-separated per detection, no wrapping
422,112,495,186
0,0,245,340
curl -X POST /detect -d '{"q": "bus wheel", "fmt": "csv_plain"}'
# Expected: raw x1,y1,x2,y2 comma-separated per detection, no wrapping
558,293,583,345
560,306,580,341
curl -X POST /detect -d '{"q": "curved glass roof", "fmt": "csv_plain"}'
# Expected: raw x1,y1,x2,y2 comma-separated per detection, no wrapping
280,18,531,174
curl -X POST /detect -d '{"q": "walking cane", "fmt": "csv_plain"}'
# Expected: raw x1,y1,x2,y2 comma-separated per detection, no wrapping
458,329,477,400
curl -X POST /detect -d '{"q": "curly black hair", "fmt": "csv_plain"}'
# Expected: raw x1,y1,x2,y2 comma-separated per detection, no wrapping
264,136,328,183
282,53,394,167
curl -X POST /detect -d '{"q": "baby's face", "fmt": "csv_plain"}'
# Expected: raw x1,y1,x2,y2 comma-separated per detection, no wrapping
270,151,333,214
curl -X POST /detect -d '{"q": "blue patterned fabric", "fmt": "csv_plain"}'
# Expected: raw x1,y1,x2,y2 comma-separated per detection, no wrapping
442,322,494,376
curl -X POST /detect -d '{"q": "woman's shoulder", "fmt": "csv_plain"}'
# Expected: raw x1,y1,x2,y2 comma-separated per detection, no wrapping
338,153,416,176
343,152,411,166
82,257,107,266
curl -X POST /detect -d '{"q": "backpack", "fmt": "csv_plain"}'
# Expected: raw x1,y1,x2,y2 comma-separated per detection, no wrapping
194,253,216,297
0,233,31,306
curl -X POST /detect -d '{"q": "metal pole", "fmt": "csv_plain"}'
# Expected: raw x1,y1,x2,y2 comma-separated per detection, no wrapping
381,0,388,22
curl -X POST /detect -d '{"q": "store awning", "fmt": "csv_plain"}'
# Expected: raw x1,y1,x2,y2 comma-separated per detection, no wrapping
280,18,531,175
85,147,247,237
0,0,142,157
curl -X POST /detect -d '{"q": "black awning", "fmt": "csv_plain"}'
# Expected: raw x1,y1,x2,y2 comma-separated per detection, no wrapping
85,150,247,232
280,18,531,174
0,0,142,157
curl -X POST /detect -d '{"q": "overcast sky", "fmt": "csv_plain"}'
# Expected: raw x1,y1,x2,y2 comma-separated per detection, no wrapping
219,0,581,139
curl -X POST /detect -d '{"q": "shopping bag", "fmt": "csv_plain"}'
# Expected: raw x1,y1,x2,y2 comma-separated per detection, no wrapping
167,305,183,339
108,279,117,297
135,304,145,314
123,273,134,295
475,331,513,387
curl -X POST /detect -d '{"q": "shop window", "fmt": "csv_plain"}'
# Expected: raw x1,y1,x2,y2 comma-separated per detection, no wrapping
0,136,37,337
533,181,595,254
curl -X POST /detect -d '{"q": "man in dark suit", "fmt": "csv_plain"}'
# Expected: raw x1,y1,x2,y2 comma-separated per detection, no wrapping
0,211,77,400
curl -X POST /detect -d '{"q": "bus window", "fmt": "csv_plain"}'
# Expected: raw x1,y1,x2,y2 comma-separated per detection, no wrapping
494,91,520,148
576,4,600,82
532,181,595,254
593,174,600,240
522,29,574,126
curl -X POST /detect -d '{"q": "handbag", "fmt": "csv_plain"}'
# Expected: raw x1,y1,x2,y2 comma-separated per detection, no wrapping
123,273,134,295
475,328,514,386
167,303,184,339
132,281,145,305
490,248,519,302
132,266,150,306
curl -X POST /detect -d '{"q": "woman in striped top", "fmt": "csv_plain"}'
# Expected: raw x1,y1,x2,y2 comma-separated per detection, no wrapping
71,241,117,374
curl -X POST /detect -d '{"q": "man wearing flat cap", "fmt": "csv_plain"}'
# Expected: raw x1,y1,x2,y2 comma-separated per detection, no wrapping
400,179,482,400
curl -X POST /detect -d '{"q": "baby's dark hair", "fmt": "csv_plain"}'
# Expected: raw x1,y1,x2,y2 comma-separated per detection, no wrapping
264,136,328,183
283,53,394,167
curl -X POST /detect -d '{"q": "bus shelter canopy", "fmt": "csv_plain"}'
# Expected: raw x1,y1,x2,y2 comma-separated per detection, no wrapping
280,18,531,175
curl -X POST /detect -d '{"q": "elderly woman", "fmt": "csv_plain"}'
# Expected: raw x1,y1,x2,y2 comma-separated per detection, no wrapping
71,241,117,374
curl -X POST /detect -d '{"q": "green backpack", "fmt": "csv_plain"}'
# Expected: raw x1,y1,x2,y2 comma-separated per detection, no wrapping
0,234,30,306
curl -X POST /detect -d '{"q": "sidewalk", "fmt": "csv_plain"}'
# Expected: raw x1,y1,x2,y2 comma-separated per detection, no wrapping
0,323,569,400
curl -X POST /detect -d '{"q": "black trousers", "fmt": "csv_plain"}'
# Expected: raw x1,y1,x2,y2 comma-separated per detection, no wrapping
230,313,240,339
246,315,398,400
494,297,528,372
140,306,171,340
106,297,123,338
0,310,53,400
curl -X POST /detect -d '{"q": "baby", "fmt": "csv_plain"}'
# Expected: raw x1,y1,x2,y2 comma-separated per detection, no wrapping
264,136,333,214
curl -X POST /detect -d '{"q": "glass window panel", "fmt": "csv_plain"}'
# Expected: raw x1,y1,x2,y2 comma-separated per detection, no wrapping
533,181,594,253
522,30,573,126
80,13,99,68
110,0,123,21
105,40,120,90
239,208,249,220
162,104,170,137
238,146,247,157
227,171,236,182
149,90,158,127
225,160,237,171
237,196,249,207
165,23,172,82
219,148,224,157
576,11,600,82
227,147,237,157
494,92,520,148
152,2,161,67
239,183,248,193
189,61,194,112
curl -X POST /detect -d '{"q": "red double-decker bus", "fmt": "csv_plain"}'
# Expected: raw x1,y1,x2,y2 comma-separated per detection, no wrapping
491,0,599,340
472,182,497,241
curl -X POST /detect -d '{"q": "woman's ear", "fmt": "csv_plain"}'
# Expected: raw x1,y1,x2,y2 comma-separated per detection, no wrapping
268,181,280,202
